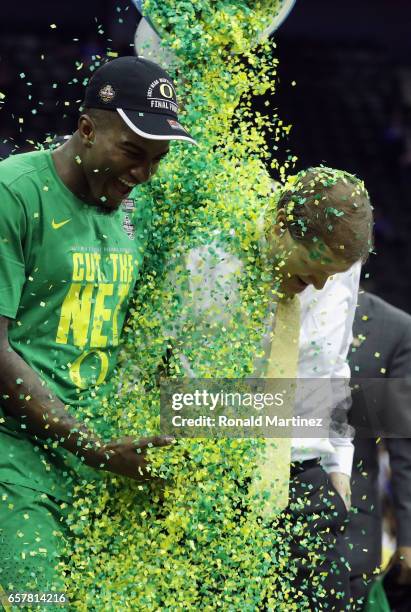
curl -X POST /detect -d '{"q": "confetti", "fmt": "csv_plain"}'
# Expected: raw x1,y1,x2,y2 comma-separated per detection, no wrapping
58,2,302,607
3,1,369,608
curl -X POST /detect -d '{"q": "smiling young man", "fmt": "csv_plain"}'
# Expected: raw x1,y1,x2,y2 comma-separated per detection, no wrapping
0,56,196,599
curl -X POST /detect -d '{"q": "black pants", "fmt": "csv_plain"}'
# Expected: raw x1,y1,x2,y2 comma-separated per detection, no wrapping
265,459,351,611
348,511,381,610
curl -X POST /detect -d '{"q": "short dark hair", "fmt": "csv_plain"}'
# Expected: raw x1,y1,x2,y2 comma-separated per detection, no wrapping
81,107,115,130
276,167,373,263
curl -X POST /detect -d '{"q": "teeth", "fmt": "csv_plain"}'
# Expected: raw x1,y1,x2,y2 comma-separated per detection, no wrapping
118,178,136,188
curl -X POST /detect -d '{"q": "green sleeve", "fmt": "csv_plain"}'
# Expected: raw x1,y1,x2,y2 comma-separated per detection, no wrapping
0,182,27,319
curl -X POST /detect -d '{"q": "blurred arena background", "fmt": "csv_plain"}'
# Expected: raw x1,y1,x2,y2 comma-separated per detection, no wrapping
1,0,411,311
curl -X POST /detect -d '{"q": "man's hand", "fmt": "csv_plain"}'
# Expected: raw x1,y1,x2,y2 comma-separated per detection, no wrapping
328,471,351,511
391,546,411,585
98,435,175,481
0,317,175,480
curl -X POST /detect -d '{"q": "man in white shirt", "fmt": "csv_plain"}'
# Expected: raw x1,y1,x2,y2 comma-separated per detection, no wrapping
295,261,361,506
281,263,360,610
165,167,372,608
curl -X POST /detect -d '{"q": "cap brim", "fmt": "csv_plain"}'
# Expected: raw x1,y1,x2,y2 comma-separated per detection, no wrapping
117,108,198,146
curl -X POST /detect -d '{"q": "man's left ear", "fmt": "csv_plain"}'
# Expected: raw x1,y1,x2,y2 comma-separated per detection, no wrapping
78,114,96,148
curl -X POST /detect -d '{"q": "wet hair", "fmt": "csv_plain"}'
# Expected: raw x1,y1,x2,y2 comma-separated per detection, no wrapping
276,167,374,263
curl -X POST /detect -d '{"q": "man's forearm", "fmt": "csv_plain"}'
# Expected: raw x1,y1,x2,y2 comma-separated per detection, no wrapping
0,343,105,469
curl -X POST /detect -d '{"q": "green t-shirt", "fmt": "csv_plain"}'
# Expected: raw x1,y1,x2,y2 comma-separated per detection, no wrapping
0,150,152,499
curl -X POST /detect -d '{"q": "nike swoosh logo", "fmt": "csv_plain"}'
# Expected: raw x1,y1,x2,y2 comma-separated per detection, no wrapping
52,218,71,230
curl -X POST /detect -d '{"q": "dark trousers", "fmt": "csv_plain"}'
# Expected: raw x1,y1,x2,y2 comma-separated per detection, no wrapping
267,460,352,611
347,511,382,610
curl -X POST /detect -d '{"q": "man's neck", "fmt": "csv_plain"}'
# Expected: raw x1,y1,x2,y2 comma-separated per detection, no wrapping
51,133,90,203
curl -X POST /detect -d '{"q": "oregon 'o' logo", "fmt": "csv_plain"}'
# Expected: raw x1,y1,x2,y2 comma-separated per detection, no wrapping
69,349,109,389
159,83,174,99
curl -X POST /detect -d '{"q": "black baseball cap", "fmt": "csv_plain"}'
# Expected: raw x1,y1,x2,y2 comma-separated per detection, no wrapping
84,56,197,145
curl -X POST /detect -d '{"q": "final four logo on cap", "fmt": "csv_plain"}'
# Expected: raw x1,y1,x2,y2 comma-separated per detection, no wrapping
84,56,197,145
99,84,116,103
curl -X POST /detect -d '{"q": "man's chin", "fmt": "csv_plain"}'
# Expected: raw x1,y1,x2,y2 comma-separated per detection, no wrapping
99,199,122,213
92,182,131,212
90,194,123,214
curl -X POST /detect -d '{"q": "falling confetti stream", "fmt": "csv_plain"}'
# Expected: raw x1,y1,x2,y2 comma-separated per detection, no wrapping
11,1,338,609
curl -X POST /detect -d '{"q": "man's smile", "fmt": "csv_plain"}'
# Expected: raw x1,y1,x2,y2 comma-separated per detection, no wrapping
118,177,137,189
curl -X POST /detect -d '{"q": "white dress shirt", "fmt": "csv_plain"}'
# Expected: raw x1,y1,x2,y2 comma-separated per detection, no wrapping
169,241,360,477
292,261,361,476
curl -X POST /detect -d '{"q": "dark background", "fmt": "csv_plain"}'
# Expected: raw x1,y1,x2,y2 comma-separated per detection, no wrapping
1,1,410,311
